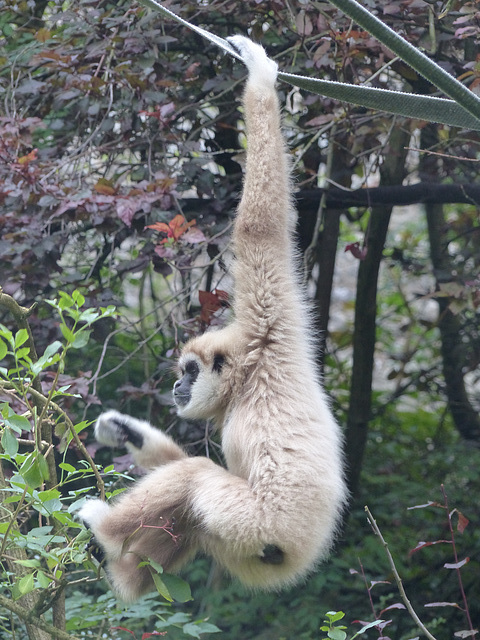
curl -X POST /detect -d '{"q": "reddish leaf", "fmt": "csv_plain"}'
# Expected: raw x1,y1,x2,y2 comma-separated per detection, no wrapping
199,289,229,324
141,633,167,639
17,149,38,165
455,510,469,533
344,242,367,260
147,215,196,243
111,627,137,638
425,602,462,609
409,540,451,556
407,501,444,510
94,179,116,196
380,603,406,614
146,222,171,234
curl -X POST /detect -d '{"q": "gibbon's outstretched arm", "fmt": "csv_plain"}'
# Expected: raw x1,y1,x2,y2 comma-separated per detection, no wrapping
94,410,187,469
79,36,347,603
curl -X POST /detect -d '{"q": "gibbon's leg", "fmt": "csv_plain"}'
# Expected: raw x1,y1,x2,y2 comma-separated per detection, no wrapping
94,410,187,469
79,454,314,602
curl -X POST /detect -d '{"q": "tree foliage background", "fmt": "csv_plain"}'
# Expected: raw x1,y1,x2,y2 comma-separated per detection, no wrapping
0,0,479,639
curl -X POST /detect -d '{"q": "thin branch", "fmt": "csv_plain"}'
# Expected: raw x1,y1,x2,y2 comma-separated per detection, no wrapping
365,506,438,640
24,387,105,502
0,593,80,640
0,382,105,501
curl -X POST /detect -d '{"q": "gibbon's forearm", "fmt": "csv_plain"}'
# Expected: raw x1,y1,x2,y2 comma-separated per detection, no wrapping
231,39,293,246
94,410,187,469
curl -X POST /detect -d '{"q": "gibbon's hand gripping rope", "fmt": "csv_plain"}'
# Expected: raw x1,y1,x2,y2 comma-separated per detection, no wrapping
138,0,480,131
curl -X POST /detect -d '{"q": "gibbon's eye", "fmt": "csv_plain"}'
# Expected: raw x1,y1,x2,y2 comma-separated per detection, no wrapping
212,354,225,374
185,360,199,381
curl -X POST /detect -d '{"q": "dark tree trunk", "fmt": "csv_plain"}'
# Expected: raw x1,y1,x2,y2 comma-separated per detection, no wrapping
426,205,480,442
344,124,411,497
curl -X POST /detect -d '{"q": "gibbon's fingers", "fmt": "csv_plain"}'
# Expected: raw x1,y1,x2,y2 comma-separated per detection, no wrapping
226,35,278,89
95,411,187,469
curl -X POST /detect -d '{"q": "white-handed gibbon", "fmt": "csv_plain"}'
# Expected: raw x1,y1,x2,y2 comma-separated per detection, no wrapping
79,35,347,602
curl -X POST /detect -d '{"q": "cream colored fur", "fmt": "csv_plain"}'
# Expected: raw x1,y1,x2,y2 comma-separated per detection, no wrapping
79,35,347,602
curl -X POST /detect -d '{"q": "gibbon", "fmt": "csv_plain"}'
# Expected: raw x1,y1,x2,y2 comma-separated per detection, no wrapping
79,35,347,602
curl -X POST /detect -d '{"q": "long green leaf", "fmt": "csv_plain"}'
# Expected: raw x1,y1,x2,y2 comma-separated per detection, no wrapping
326,0,480,122
278,72,480,130
136,0,480,130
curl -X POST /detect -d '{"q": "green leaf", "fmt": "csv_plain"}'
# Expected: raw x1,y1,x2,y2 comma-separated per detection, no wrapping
17,573,35,597
72,290,85,307
328,629,347,640
36,570,51,588
0,325,13,346
1,427,19,456
0,338,7,360
15,347,31,361
78,309,100,324
14,329,29,349
4,414,31,434
325,612,345,623
15,558,42,568
192,622,221,634
71,330,91,349
161,572,193,602
351,620,385,638
59,462,76,473
20,452,50,489
58,291,74,309
37,489,61,501
59,324,75,343
182,623,202,639
151,571,173,602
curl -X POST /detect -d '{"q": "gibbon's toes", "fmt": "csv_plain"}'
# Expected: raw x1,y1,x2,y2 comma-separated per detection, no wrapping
226,35,278,83
85,535,105,563
94,410,131,448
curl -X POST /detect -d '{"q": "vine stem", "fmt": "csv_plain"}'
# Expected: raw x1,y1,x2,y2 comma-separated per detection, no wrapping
25,387,105,501
440,485,475,633
0,381,105,501
364,506,438,640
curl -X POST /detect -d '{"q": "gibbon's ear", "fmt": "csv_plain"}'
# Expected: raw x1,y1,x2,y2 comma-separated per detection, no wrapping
173,350,227,421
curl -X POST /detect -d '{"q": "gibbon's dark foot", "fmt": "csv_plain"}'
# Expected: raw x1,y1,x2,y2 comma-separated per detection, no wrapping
83,530,105,563
260,544,284,565
87,539,105,563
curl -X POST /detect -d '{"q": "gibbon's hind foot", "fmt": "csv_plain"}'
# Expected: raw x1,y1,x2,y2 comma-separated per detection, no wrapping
226,35,277,89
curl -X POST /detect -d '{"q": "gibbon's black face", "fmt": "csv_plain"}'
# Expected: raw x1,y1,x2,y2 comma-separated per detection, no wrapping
173,359,199,408
173,352,226,420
